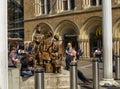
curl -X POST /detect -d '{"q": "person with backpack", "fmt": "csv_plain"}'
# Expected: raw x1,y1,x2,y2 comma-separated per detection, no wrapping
77,47,83,60
20,53,35,77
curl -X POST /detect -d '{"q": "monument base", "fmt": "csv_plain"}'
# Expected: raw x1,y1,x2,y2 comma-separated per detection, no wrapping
20,67,70,89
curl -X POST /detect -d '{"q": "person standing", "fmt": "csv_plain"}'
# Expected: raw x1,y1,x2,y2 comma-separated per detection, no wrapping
77,47,83,60
94,48,102,62
65,42,72,70
70,46,92,84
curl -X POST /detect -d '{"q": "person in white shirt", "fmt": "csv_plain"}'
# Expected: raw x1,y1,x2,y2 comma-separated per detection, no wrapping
94,48,102,62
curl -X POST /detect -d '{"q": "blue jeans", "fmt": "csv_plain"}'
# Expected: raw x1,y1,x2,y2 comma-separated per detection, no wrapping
21,71,34,76
65,55,73,69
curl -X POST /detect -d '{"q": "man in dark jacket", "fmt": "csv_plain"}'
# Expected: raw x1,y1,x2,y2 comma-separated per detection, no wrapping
20,54,34,77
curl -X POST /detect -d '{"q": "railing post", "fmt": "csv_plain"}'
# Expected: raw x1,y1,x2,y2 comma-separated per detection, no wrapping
35,68,44,89
70,61,78,89
115,55,120,79
93,58,99,89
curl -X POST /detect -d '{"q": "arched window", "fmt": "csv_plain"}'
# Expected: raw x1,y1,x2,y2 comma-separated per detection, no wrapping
34,0,51,16
47,0,50,14
62,0,75,11
41,0,45,14
70,0,75,10
92,0,96,5
99,0,102,5
91,0,102,6
63,0,68,10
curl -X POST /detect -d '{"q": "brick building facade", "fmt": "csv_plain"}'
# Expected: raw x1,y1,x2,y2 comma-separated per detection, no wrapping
24,0,120,57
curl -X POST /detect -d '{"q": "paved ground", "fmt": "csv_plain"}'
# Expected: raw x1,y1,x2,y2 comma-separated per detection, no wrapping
62,58,120,89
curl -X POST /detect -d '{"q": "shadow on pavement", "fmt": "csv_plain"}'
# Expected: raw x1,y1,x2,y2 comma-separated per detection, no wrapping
102,87,120,89
81,85,93,89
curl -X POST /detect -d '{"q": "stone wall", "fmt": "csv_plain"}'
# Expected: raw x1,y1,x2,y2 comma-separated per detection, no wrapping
8,68,20,89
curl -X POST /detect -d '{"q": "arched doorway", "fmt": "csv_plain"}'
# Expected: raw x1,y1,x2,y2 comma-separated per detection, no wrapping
55,20,79,51
80,16,102,57
63,31,78,50
90,26,102,56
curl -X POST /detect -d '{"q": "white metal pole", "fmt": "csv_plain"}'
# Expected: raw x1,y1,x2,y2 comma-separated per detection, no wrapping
100,0,119,86
102,0,113,80
0,0,8,89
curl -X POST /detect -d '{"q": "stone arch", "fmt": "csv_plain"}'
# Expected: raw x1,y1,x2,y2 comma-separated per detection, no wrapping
113,18,120,54
55,20,80,49
80,16,102,39
55,20,79,36
80,16,102,57
32,23,53,41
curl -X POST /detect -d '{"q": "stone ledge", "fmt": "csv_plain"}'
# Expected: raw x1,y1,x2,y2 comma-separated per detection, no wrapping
9,67,70,89
20,72,70,89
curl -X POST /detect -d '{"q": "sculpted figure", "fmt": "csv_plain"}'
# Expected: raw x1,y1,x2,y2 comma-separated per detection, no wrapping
51,35,63,73
33,28,44,66
40,31,54,72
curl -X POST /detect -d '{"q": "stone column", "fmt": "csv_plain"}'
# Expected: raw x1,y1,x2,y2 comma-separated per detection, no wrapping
40,0,43,15
57,0,59,13
117,40,120,55
84,41,87,57
34,0,37,15
88,0,91,7
58,0,63,12
34,0,40,16
62,0,64,11
86,40,90,57
86,0,90,7
113,40,117,54
96,0,99,6
68,0,71,10
44,0,47,14
100,0,119,86
83,0,91,8
81,41,84,55
0,0,8,89
113,40,115,51
119,39,120,54
82,0,85,8
60,0,62,12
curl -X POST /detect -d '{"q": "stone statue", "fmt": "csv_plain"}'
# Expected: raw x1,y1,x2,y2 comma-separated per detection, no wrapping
51,35,63,73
